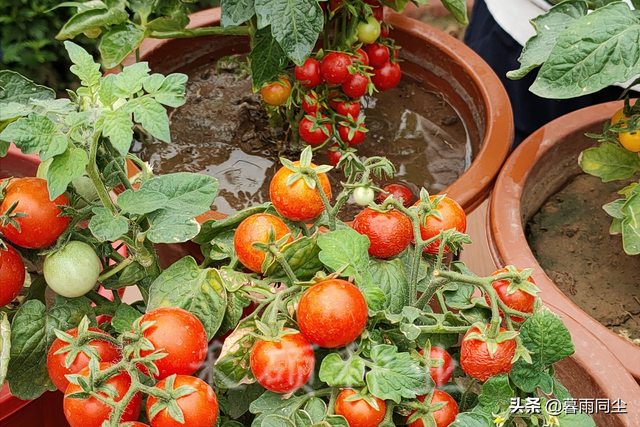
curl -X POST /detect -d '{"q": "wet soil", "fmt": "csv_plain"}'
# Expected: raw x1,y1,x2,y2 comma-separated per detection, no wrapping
527,174,640,346
132,58,472,220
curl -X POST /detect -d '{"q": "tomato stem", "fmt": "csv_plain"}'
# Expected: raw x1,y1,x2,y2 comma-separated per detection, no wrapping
98,257,134,282
87,133,117,214
147,25,252,39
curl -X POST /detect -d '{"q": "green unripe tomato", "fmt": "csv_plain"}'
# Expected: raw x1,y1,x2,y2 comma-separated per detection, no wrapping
37,158,99,208
357,17,381,45
44,241,101,298
353,186,375,206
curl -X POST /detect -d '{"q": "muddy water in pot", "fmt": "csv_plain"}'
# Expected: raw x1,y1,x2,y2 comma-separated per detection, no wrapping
132,61,473,220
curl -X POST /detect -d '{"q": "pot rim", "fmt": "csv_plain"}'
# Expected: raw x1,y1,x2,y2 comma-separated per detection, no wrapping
122,7,513,217
487,99,640,381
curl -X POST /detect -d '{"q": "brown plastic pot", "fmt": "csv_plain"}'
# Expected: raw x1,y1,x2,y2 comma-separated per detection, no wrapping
115,7,513,222
488,100,640,383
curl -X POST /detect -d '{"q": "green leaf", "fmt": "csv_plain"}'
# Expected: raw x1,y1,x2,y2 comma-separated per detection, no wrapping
531,2,640,98
1,114,67,161
117,188,168,215
265,234,322,282
448,413,492,427
263,415,296,427
88,207,129,241
57,7,128,40
221,0,256,29
319,353,366,387
125,96,171,142
7,298,94,399
369,259,408,314
144,73,188,108
146,210,201,243
101,109,134,156
0,313,10,387
194,203,270,244
139,172,219,216
111,304,143,333
216,290,251,338
147,7,190,34
579,142,640,182
147,257,227,339
477,374,513,414
228,383,266,419
250,390,307,420
115,62,152,98
64,42,102,90
46,148,89,200
100,23,146,69
304,398,326,423
556,411,596,427
510,310,574,393
440,0,468,25
365,345,430,403
0,70,55,104
249,27,288,91
214,318,257,388
254,0,323,65
508,0,588,80
603,199,625,219
129,0,155,22
620,192,640,254
318,228,372,287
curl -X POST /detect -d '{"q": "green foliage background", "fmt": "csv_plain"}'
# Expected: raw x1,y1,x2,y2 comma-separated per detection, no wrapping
0,0,220,91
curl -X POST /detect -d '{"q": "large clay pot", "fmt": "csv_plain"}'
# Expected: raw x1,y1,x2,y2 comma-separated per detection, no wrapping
117,7,513,220
487,100,640,384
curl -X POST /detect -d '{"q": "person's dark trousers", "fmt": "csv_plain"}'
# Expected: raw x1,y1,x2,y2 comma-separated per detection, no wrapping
464,0,626,147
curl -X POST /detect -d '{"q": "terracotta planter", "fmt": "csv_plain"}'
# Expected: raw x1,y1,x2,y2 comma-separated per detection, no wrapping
117,7,513,221
487,100,640,383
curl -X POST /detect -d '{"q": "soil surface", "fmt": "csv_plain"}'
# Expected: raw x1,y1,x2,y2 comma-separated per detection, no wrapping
527,173,640,346
132,59,472,220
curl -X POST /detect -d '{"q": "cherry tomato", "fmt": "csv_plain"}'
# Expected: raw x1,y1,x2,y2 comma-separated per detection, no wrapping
353,49,370,66
328,143,343,167
339,124,366,145
364,44,389,68
460,325,517,382
420,347,454,387
64,362,141,427
352,208,412,258
147,375,218,427
297,279,368,348
408,391,459,427
295,58,323,88
250,330,315,393
378,183,413,207
48,327,121,392
302,92,321,114
380,23,390,38
415,196,466,254
321,52,352,84
357,17,381,44
0,177,70,249
270,161,332,221
335,100,361,119
139,307,208,380
261,78,292,106
43,240,101,298
0,244,25,307
353,187,375,206
299,113,333,146
342,72,369,99
335,389,386,427
484,268,536,322
234,213,293,273
613,109,640,152
371,61,401,91
328,90,343,110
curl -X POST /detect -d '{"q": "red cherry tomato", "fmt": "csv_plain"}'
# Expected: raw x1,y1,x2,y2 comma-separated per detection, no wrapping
299,113,333,146
234,213,293,273
342,72,369,99
146,376,218,427
371,61,401,91
64,362,141,427
335,389,386,427
484,268,536,322
297,279,368,348
339,124,366,145
48,327,122,392
364,44,389,68
321,52,352,84
380,23,390,38
378,183,413,207
302,92,321,114
408,391,459,427
0,177,70,249
335,100,361,119
270,161,332,221
0,244,25,306
295,58,323,88
328,143,343,167
420,347,454,387
352,208,413,258
460,325,517,382
415,196,466,254
353,48,370,66
261,78,292,106
250,330,315,393
139,307,208,380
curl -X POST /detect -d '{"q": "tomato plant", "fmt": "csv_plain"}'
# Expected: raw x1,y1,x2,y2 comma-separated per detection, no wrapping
352,208,412,258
